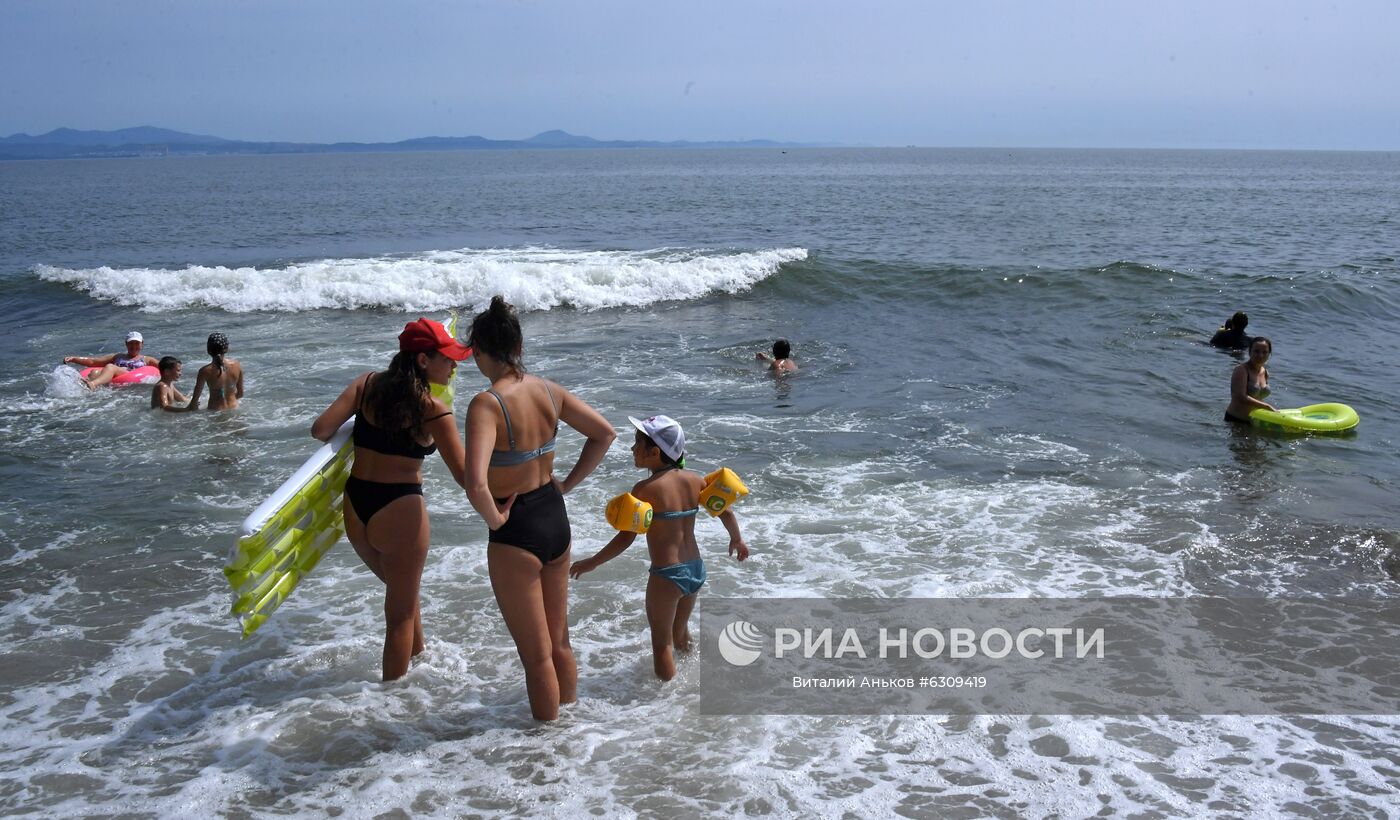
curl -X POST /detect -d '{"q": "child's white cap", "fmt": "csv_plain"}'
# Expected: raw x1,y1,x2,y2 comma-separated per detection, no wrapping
628,415,685,462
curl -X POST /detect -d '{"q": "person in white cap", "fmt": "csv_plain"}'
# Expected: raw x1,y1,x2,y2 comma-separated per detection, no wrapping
62,331,160,389
571,413,749,681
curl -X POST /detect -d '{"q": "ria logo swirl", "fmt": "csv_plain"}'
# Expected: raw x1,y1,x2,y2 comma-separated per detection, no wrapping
717,620,764,666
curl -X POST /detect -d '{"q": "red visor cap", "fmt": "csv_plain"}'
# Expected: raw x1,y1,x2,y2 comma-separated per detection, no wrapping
398,318,472,361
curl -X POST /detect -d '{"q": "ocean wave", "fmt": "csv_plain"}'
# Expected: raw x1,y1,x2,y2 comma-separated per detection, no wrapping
34,247,808,313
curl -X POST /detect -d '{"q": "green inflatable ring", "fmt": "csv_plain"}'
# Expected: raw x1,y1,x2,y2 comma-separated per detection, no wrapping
1249,403,1359,434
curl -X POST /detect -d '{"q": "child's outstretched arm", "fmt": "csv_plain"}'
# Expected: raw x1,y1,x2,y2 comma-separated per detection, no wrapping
719,509,750,561
185,368,208,411
570,531,636,579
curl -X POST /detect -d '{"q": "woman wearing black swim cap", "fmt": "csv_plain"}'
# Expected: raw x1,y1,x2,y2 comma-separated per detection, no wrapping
187,332,244,411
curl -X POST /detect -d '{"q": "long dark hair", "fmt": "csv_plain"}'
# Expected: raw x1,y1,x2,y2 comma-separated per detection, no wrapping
467,296,525,374
366,350,432,441
207,332,229,374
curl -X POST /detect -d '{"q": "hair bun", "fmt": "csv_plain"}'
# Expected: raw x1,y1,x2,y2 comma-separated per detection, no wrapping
468,295,526,373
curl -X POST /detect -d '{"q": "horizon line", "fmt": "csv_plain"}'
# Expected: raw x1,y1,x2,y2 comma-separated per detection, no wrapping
2,125,1396,154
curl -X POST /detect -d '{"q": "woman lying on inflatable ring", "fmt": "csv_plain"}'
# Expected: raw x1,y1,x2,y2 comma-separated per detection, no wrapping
63,331,161,389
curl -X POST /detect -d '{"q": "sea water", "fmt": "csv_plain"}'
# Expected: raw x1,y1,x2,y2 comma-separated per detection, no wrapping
1,148,1398,815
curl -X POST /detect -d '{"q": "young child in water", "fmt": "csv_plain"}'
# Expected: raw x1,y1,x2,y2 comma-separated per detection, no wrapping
755,338,798,373
186,332,244,411
570,414,749,680
150,356,188,412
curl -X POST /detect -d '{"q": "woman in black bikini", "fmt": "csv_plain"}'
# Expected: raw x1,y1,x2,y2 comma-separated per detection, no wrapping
463,296,615,720
1225,336,1277,424
312,318,470,681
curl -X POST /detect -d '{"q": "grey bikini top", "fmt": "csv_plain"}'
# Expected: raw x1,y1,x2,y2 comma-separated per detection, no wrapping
488,379,558,467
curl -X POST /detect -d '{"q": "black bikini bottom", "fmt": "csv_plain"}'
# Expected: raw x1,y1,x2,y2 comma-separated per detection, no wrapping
1224,411,1251,425
489,481,571,565
345,475,423,524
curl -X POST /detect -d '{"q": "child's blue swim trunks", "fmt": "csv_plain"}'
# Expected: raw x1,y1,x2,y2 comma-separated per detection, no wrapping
649,558,706,596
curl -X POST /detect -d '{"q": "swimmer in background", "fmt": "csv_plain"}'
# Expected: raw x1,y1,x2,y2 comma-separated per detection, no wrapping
186,332,244,411
570,414,749,681
150,356,189,412
1210,311,1253,350
755,338,798,373
1225,336,1277,424
62,331,160,388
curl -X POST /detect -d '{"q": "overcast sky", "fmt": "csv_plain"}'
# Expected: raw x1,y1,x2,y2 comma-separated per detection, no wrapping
3,0,1397,149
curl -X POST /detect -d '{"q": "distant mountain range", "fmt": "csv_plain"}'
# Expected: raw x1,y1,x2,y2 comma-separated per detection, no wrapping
0,127,819,160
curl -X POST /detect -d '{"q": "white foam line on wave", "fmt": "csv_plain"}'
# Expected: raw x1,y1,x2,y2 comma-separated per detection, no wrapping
34,247,808,313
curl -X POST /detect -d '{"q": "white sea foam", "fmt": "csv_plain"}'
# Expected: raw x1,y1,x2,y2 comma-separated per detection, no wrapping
42,366,90,399
34,247,808,313
3,452,1395,815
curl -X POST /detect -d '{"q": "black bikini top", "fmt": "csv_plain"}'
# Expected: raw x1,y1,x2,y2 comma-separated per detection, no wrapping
352,374,449,460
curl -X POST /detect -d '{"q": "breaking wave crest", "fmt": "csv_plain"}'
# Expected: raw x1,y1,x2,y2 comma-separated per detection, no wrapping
36,246,808,313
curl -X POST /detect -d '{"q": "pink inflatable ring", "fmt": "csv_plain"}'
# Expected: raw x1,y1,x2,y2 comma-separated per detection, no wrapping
80,365,160,386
